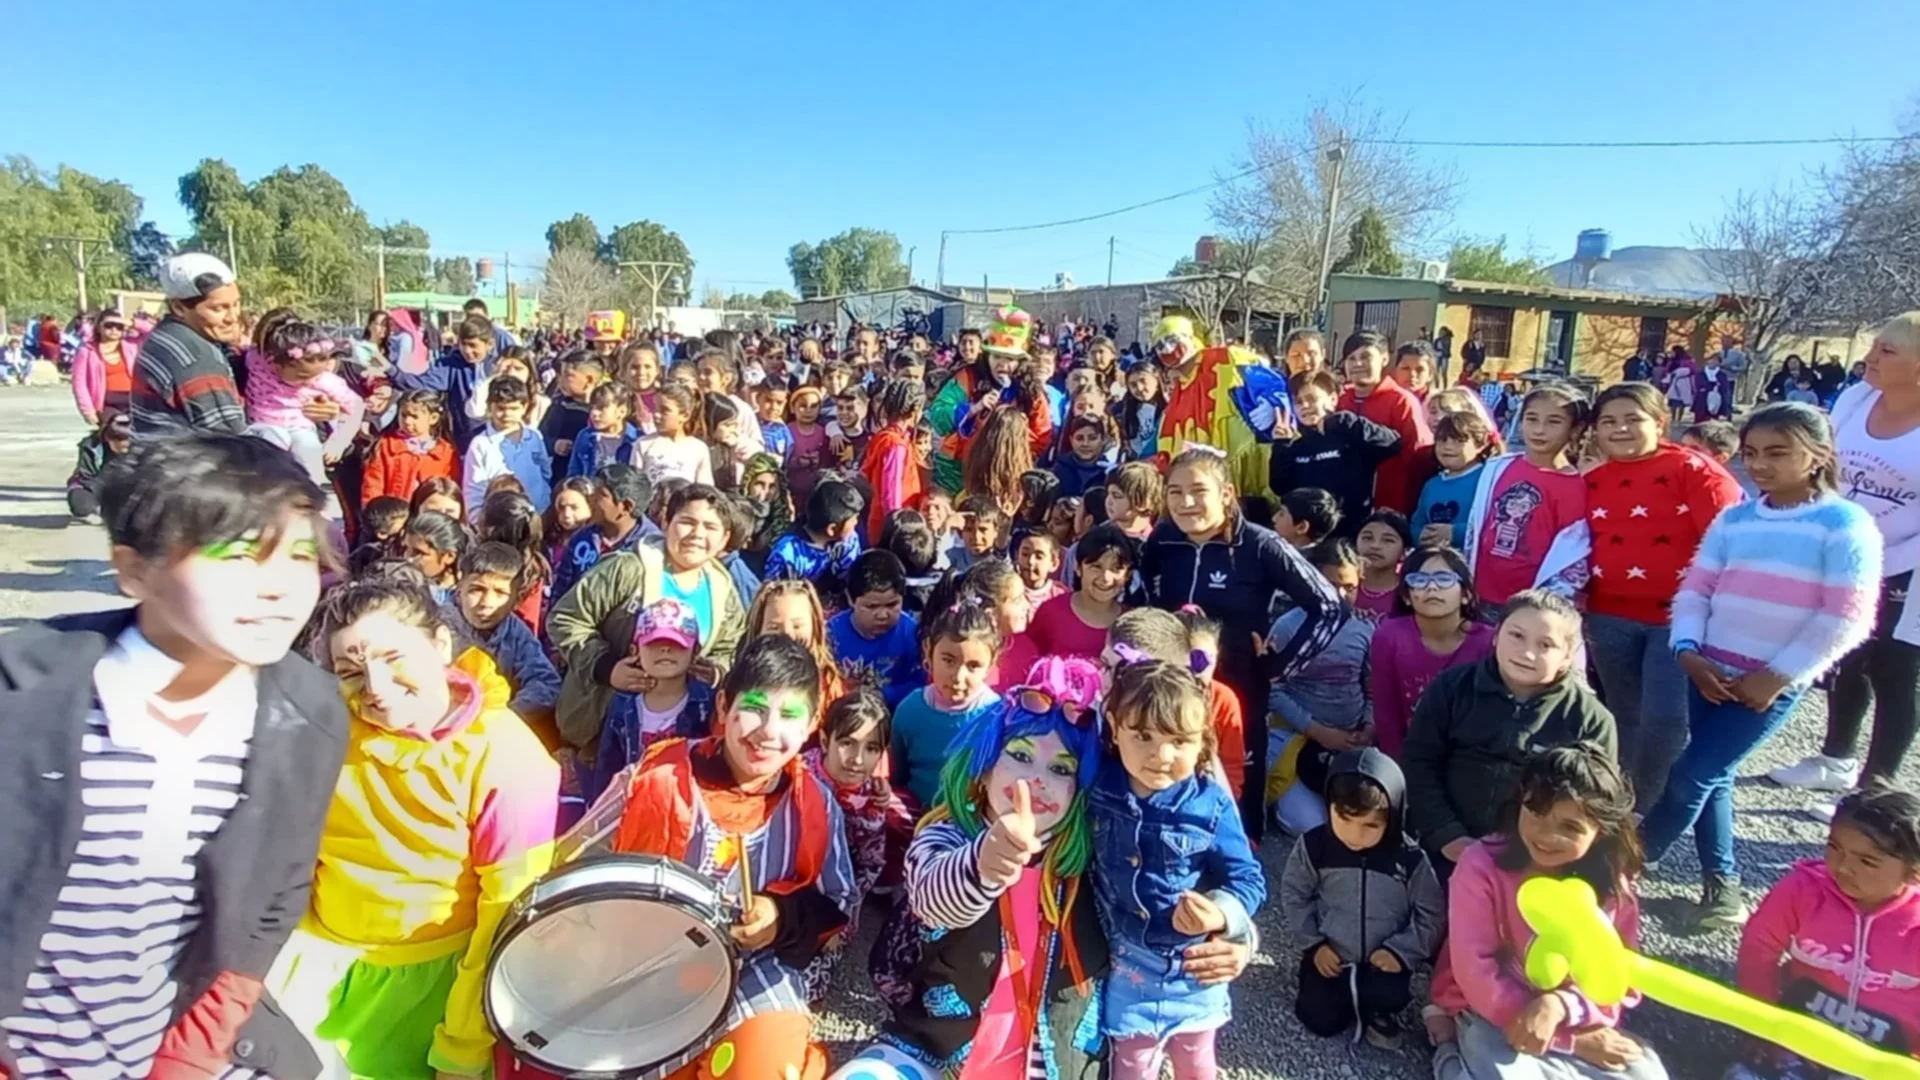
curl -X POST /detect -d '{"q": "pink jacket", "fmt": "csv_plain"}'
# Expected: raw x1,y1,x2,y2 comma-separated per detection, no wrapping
1738,859,1920,1056
1431,839,1642,1053
70,340,138,419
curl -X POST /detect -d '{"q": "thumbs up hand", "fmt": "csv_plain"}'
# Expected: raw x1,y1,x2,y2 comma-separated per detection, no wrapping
977,780,1045,890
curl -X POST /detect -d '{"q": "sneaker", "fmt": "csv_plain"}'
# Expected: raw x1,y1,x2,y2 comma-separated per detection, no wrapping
1430,1040,1466,1080
1809,799,1838,823
1768,754,1859,792
1364,1014,1405,1051
1680,874,1749,934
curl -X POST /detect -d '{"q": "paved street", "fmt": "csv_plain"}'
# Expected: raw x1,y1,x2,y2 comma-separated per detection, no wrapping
0,384,1912,1080
0,385,124,633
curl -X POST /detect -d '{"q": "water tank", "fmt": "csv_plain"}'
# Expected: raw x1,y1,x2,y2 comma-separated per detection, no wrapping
475,258,494,283
1574,230,1612,263
1195,236,1220,265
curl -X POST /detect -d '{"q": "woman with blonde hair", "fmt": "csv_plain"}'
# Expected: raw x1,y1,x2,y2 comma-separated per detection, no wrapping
1774,311,1920,803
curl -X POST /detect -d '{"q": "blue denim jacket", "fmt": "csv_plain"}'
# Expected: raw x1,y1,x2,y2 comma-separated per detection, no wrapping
1087,762,1265,954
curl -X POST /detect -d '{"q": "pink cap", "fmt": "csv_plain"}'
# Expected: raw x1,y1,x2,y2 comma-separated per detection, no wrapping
633,597,700,651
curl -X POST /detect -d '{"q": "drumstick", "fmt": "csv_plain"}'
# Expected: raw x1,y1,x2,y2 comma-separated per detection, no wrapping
735,835,754,905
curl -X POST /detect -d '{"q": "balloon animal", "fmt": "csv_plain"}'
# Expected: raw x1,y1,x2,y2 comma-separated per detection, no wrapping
1516,876,1920,1080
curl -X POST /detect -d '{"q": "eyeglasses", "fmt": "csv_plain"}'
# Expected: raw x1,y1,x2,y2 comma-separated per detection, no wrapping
100,322,127,333
1406,570,1463,591
1010,684,1095,728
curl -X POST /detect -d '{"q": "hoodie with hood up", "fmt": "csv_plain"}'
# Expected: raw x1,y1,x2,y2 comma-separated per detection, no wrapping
1279,748,1446,968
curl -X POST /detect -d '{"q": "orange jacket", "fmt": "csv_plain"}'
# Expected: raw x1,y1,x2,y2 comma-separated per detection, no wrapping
361,431,458,507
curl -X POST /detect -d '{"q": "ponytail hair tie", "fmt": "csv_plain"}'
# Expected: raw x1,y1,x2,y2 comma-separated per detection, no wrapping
1189,649,1210,675
1178,604,1203,615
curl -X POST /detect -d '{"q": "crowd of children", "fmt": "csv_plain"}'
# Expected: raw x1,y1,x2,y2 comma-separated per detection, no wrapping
13,297,1920,1080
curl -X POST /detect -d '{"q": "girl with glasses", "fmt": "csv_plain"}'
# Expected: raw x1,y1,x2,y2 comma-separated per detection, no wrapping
1367,545,1494,758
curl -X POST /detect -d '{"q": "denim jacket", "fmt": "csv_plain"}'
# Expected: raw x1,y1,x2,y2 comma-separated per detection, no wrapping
1087,762,1264,954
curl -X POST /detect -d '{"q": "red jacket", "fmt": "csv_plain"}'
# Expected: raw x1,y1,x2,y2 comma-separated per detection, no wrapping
1583,443,1743,625
861,424,923,541
360,431,457,507
1339,380,1432,515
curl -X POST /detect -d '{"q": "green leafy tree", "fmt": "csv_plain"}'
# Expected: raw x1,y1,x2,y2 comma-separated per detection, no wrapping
1331,207,1401,275
176,159,376,317
124,222,174,290
433,256,476,295
1444,235,1548,285
760,289,797,311
787,228,910,297
545,214,602,257
601,220,694,305
377,221,433,291
0,156,144,314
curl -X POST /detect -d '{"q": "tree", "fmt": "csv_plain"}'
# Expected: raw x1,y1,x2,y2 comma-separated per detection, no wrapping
433,256,476,296
1444,235,1548,285
545,214,602,257
537,248,619,328
377,221,433,291
176,159,377,317
1696,135,1920,363
123,221,175,291
0,156,144,314
1207,95,1462,311
760,289,797,312
1331,207,1401,275
787,228,910,297
700,283,728,309
601,220,695,306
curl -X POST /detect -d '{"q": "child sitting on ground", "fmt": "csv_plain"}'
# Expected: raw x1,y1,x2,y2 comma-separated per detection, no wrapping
1428,747,1666,1080
1732,782,1920,1080
1267,539,1377,834
826,550,923,709
1280,748,1443,1049
67,411,131,524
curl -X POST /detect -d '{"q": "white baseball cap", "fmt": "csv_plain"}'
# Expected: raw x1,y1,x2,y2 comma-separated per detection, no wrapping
159,252,237,301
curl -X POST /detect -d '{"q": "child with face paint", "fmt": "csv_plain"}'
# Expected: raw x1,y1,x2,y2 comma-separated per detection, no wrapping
273,576,560,1080
833,657,1114,1080
0,435,347,1079
605,635,858,1080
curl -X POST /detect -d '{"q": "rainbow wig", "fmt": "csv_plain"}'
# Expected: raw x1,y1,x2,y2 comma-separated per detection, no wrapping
924,656,1104,924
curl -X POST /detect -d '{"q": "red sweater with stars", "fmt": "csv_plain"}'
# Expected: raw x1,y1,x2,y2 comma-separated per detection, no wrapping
1583,444,1744,625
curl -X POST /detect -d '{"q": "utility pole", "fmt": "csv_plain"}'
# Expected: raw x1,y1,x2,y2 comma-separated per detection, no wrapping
906,246,916,286
1107,236,1116,288
936,232,949,292
362,242,432,311
42,235,112,314
1313,141,1348,329
618,260,685,330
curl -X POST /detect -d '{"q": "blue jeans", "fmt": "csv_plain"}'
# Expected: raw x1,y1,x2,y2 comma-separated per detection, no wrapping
1642,683,1804,879
1585,613,1689,809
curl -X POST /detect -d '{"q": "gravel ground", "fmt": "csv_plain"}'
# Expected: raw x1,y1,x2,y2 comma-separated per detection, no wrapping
813,699,1918,1080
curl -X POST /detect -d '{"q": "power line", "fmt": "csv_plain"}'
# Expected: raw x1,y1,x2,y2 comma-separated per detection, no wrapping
1359,134,1914,149
939,131,1912,240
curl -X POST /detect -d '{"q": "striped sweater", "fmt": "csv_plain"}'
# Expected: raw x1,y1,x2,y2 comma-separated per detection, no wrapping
1669,492,1883,684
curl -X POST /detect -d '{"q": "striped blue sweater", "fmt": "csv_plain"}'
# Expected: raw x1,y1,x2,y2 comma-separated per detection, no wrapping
1669,493,1882,684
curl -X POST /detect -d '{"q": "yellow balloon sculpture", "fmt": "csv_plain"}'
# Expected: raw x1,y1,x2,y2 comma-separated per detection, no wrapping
1517,877,1920,1079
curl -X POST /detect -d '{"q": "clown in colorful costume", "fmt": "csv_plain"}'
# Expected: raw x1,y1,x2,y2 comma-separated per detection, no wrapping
927,307,1046,494
1152,315,1293,500
267,648,559,1079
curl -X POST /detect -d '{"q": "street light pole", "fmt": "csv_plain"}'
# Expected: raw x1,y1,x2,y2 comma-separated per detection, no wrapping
907,246,917,286
936,232,949,292
1314,141,1348,330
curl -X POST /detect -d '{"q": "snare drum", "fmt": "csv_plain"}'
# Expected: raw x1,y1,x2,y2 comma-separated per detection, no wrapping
486,854,739,1079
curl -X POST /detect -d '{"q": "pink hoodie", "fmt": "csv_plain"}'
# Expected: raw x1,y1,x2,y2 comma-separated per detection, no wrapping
1431,839,1642,1054
1738,858,1920,1057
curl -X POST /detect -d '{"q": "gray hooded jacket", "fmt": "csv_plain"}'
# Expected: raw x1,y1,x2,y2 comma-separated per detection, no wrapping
1279,748,1446,966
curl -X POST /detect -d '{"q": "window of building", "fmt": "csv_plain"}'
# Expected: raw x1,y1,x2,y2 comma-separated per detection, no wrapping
1354,300,1401,343
1637,316,1669,357
1468,306,1514,357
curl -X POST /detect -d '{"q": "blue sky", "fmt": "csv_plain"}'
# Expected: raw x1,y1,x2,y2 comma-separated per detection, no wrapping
5,0,1912,297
